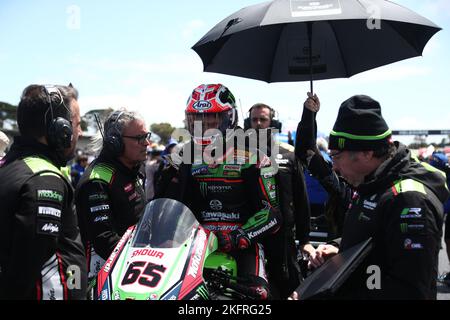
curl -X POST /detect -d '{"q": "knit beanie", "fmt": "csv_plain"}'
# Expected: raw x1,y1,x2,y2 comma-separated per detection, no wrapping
328,95,392,151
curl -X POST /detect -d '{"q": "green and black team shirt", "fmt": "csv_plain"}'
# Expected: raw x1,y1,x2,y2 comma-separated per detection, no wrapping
0,137,87,300
75,151,145,276
335,143,448,299
184,146,282,244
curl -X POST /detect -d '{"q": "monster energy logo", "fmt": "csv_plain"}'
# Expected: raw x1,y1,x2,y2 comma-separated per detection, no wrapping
197,285,209,300
338,138,345,149
400,223,408,233
200,182,208,197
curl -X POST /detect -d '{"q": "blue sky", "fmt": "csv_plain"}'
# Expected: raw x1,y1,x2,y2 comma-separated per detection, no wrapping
1,0,449,144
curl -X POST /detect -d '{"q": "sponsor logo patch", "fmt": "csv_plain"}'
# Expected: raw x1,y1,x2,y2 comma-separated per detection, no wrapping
88,193,108,201
192,100,212,111
247,219,278,239
223,170,240,177
223,165,241,171
400,223,425,234
37,189,63,203
124,183,134,193
203,224,239,232
37,221,60,236
404,238,423,250
94,215,109,223
363,200,377,210
400,207,423,219
209,199,222,211
201,211,240,221
38,206,61,218
131,249,164,259
187,231,207,278
90,204,110,213
192,165,209,176
207,185,232,193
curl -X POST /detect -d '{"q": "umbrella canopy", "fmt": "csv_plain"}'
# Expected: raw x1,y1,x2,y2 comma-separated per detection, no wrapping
192,0,441,87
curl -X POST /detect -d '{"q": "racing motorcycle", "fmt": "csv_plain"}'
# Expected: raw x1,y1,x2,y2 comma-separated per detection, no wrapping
96,198,260,300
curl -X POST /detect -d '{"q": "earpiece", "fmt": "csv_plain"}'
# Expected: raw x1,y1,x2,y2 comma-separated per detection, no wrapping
104,111,125,157
43,85,73,150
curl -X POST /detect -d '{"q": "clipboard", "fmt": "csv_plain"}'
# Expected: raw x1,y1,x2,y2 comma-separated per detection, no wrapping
295,237,373,300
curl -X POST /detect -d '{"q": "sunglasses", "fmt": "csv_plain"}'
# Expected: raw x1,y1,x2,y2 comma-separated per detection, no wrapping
122,132,152,144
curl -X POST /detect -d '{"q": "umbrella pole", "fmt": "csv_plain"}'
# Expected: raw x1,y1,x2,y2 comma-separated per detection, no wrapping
307,22,313,95
306,22,317,151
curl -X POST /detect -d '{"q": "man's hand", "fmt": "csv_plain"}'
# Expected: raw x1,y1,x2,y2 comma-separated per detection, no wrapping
304,92,320,113
300,243,316,258
216,228,251,253
288,291,299,300
308,244,339,269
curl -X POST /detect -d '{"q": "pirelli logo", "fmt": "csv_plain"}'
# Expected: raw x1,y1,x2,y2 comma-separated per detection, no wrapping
38,206,62,218
90,204,110,213
37,190,63,203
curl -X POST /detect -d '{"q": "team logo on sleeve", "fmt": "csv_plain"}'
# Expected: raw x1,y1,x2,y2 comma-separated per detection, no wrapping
37,189,63,203
400,208,423,219
88,193,108,201
38,206,62,218
90,204,110,213
37,220,61,236
403,238,423,250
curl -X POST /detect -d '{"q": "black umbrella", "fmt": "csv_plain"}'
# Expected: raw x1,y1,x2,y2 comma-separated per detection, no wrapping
192,0,441,92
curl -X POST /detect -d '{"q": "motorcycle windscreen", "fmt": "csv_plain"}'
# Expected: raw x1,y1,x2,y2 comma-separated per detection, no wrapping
131,198,199,249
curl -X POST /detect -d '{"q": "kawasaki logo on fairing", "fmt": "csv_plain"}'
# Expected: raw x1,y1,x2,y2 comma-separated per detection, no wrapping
187,232,207,278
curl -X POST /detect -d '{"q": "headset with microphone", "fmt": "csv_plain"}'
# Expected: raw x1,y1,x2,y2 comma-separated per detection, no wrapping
43,85,73,151
103,110,125,157
243,104,282,131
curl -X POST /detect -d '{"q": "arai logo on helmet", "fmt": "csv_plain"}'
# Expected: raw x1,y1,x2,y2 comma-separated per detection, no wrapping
193,100,212,111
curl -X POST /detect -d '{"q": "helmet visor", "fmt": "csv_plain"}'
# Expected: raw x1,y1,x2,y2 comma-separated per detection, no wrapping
186,112,226,137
